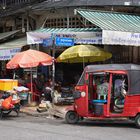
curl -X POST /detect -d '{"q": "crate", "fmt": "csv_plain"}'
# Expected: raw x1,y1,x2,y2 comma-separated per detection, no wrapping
0,79,18,91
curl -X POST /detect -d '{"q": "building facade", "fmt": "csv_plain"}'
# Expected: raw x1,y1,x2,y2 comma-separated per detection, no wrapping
0,0,140,64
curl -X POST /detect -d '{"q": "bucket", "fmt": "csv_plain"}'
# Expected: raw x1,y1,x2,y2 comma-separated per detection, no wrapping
92,100,107,116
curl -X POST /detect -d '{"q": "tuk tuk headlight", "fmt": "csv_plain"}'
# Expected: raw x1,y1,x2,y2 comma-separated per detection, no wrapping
81,92,86,97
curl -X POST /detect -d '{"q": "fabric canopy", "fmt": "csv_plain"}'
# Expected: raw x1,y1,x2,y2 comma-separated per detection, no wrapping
75,9,140,46
75,9,140,33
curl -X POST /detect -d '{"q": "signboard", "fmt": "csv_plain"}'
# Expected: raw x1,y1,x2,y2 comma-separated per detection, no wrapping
55,37,74,46
103,30,140,46
43,38,53,47
27,31,102,45
27,32,52,44
0,48,21,60
75,38,102,44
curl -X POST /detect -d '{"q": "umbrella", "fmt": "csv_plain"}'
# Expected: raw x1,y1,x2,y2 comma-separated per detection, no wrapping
57,45,112,63
6,49,53,101
6,49,53,69
56,45,112,68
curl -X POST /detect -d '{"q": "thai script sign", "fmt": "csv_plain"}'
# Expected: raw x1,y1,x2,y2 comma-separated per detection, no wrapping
103,30,140,46
0,48,21,60
55,37,74,46
27,31,102,45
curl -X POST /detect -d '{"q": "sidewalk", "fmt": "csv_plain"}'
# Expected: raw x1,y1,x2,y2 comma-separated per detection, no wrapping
20,106,49,117
20,105,69,118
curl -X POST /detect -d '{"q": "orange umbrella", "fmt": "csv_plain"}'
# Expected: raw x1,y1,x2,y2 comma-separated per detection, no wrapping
6,49,53,102
6,49,53,69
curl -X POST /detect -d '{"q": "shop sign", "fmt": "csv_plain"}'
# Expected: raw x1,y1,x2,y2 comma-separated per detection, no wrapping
43,38,53,47
55,37,74,46
0,48,21,60
27,31,102,45
75,38,102,44
103,30,140,46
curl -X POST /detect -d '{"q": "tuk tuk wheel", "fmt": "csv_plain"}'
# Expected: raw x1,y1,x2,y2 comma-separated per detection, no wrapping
135,114,140,129
65,111,79,124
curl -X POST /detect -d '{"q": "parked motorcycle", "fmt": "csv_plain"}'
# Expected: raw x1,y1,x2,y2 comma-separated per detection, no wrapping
114,80,127,110
0,91,20,119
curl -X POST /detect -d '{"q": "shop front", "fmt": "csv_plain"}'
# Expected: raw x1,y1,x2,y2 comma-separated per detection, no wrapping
75,9,140,63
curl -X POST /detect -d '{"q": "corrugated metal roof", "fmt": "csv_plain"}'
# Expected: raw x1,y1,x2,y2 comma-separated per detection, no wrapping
34,27,100,33
31,0,140,10
0,37,27,50
76,9,140,33
0,30,20,41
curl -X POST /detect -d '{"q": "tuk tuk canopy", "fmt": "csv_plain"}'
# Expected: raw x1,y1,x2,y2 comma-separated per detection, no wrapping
78,64,140,95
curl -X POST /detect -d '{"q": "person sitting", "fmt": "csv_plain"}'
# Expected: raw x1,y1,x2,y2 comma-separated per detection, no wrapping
97,77,109,100
114,76,127,98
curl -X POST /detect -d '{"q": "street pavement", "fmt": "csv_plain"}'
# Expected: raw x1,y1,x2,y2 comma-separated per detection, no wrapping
0,110,139,140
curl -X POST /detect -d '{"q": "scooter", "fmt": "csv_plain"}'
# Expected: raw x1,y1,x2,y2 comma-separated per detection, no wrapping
0,91,20,119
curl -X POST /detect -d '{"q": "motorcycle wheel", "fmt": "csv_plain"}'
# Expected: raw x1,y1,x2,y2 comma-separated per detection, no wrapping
2,110,12,116
114,97,124,109
65,111,79,124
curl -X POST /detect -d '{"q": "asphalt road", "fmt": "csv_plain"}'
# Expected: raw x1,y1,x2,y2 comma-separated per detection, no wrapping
0,113,139,140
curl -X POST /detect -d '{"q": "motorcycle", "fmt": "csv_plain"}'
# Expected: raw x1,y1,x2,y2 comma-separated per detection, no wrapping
114,80,127,110
0,91,20,119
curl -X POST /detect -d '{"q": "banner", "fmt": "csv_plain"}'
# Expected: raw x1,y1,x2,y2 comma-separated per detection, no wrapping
0,48,21,60
103,30,140,46
27,31,102,45
27,32,52,44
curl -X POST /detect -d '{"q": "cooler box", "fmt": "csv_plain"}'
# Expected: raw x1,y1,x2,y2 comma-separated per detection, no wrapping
0,79,18,91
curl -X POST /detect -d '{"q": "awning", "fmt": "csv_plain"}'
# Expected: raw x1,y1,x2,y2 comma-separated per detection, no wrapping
0,37,27,60
27,28,102,45
75,9,140,46
0,30,20,41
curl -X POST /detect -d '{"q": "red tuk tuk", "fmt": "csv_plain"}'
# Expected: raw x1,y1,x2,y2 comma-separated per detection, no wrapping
65,64,140,128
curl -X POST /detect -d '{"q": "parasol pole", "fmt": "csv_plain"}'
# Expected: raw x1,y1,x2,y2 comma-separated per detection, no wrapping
30,67,33,101
13,69,16,79
52,57,55,95
51,34,55,101
83,57,85,70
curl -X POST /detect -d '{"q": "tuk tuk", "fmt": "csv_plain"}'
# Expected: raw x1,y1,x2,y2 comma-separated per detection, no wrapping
65,64,140,128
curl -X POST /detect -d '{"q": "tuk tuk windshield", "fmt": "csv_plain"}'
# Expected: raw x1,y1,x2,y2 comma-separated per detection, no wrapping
77,71,85,86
